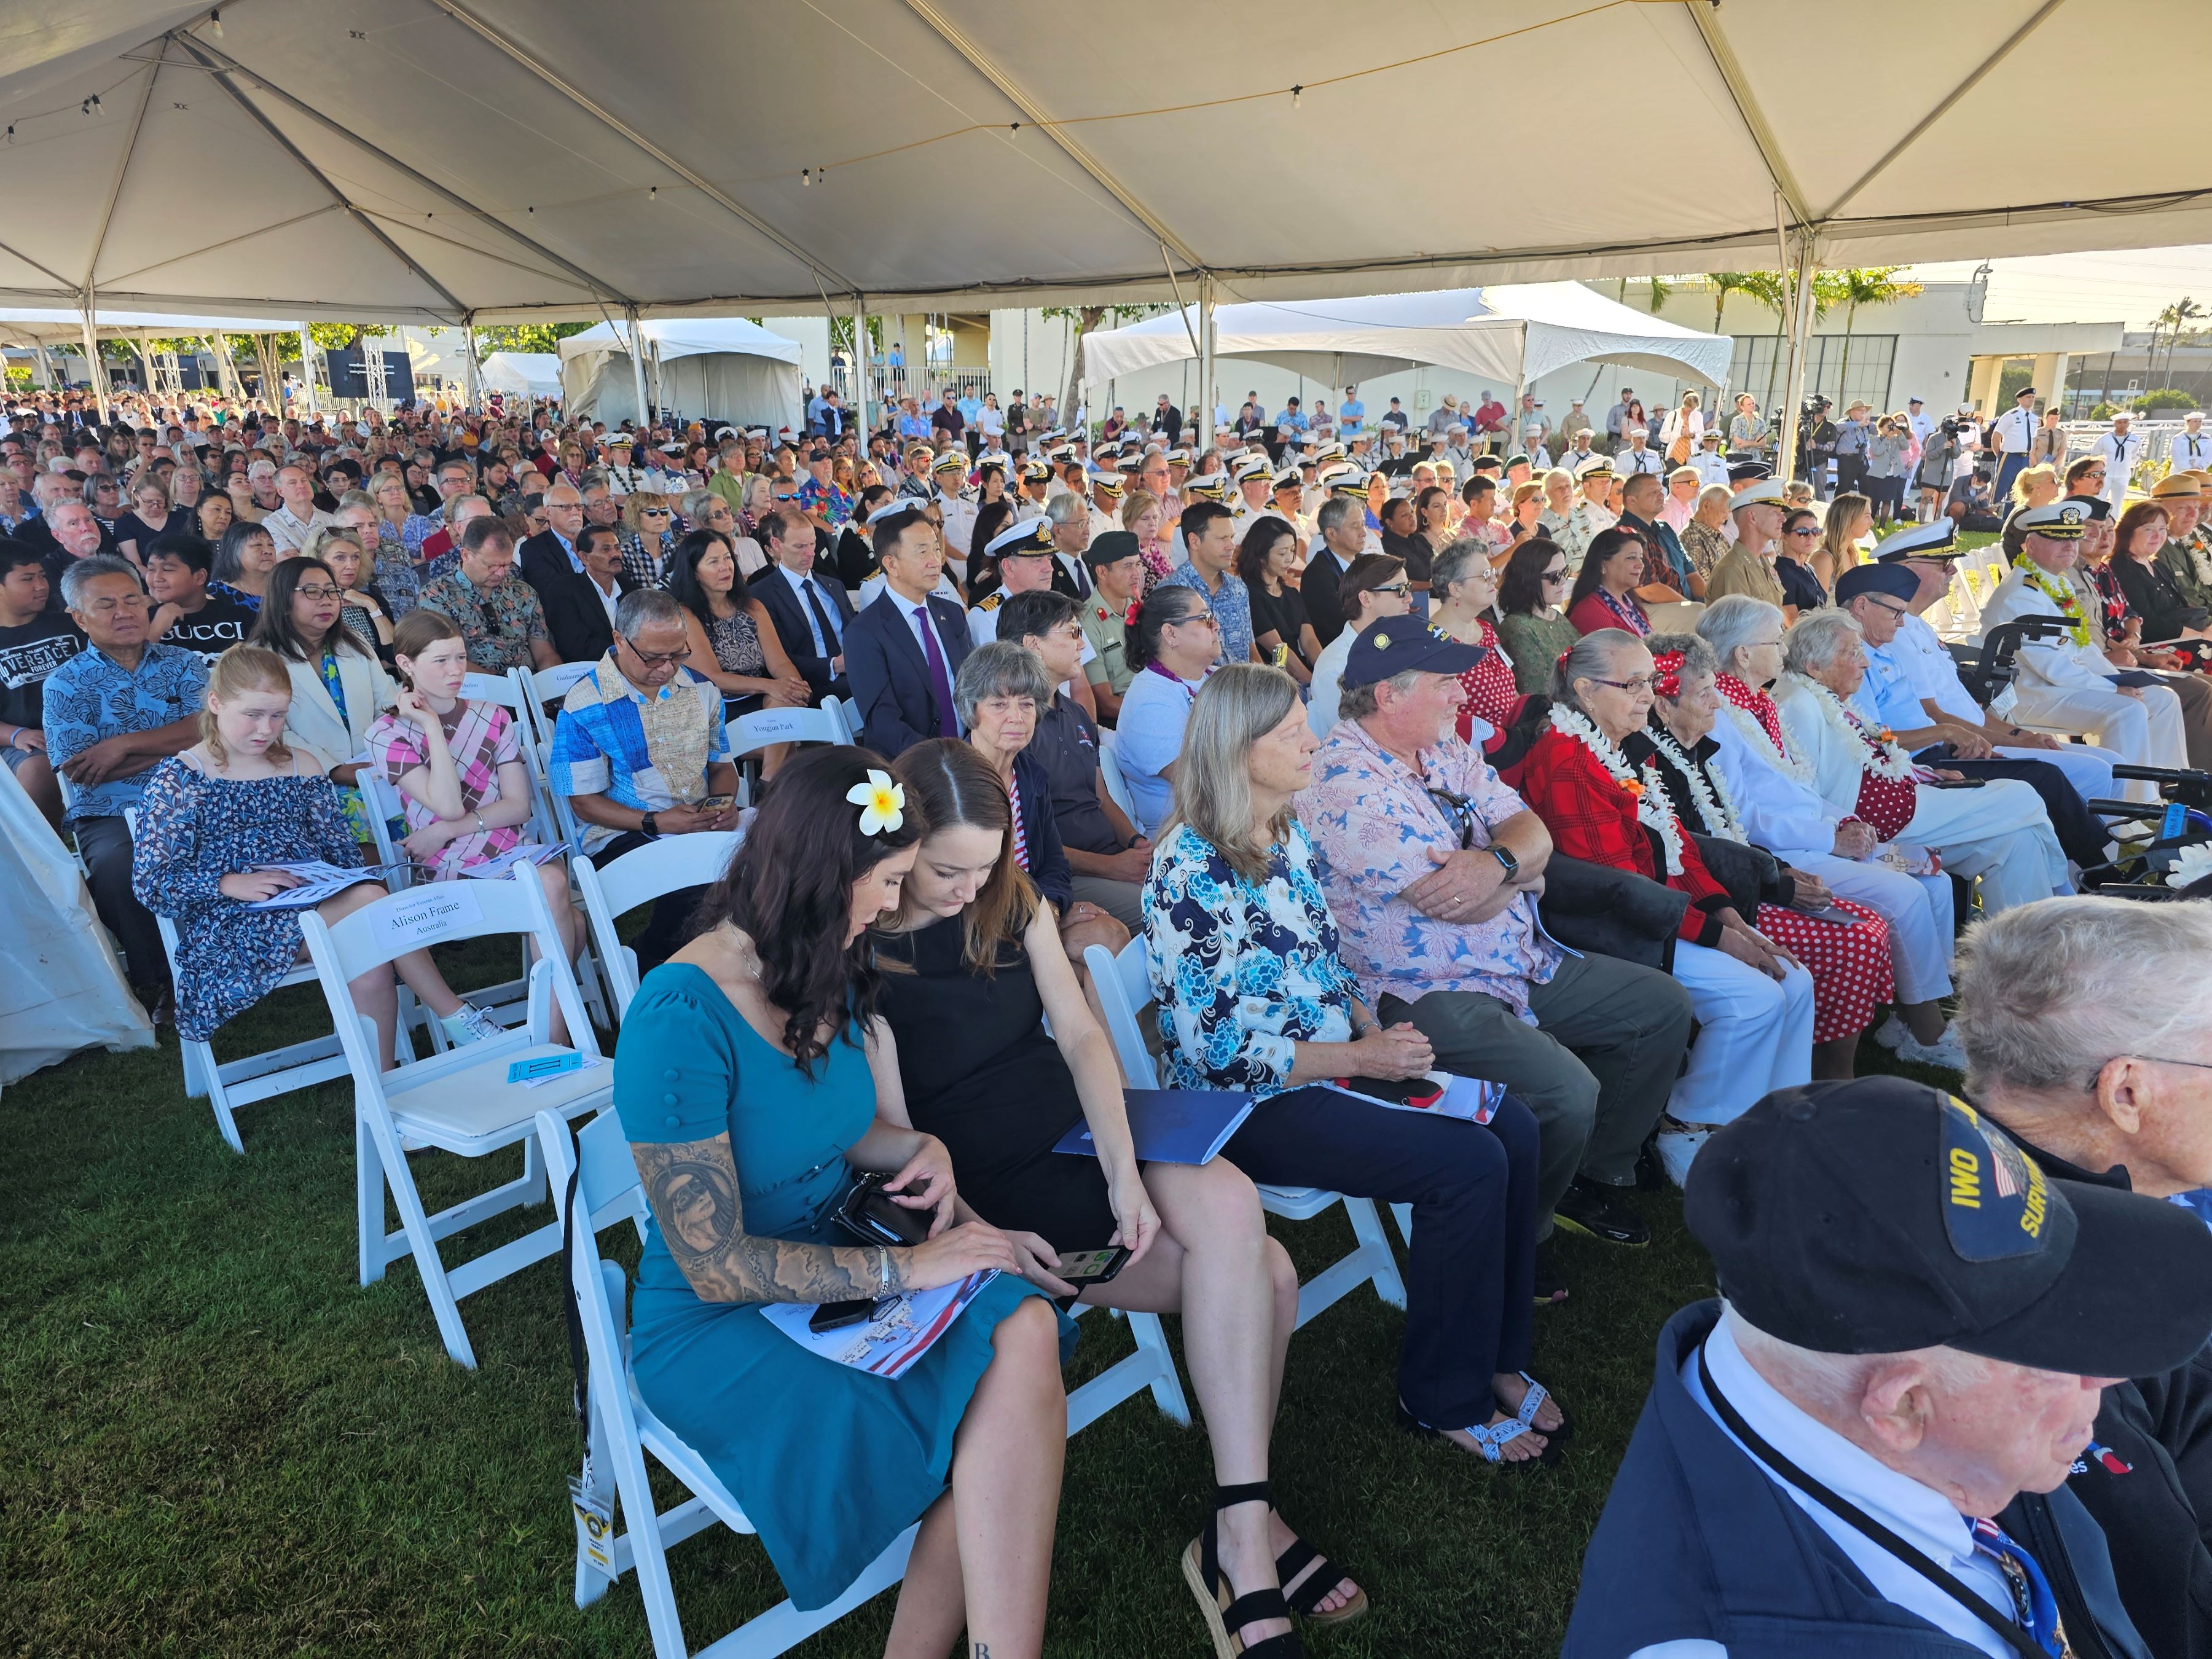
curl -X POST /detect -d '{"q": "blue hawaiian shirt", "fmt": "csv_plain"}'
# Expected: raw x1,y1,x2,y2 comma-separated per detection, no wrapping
1142,820,1359,1097
41,640,208,822
1154,562,1255,669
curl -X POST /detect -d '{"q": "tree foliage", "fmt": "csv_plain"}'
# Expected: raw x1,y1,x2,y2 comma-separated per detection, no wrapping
472,323,592,355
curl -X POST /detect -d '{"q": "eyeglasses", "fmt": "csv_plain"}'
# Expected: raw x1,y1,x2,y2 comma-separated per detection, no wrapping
1587,675,1656,694
294,584,342,600
1169,611,1220,630
1425,787,1491,851
1864,597,1910,618
1373,582,1411,598
1787,526,1821,538
618,633,691,669
1541,570,1567,584
2127,1054,2212,1075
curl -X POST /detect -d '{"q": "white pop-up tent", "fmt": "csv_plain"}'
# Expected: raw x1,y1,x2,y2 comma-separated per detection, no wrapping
1078,286,1733,402
479,351,561,402
558,318,802,431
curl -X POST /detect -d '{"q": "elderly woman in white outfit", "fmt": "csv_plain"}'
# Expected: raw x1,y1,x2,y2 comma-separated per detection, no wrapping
1695,595,1969,1070
1773,610,2072,915
1980,499,2189,793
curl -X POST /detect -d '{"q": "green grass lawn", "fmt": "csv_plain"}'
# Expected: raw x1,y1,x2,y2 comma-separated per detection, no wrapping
2,941,1956,1658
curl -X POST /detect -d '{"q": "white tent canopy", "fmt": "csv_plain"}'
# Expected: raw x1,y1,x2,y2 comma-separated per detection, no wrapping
0,306,299,348
558,317,802,431
1078,285,1733,396
478,350,560,401
0,2,2206,323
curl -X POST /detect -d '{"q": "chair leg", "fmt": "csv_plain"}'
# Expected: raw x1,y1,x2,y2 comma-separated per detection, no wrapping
517,1128,548,1210
1344,1197,1408,1311
198,1041,247,1154
1129,1311,1193,1427
356,1111,386,1286
359,1106,480,1367
1390,1201,1413,1246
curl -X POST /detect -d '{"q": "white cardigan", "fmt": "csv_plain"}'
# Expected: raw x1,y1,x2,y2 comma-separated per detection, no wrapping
1701,693,1847,860
1770,677,1872,820
279,645,395,771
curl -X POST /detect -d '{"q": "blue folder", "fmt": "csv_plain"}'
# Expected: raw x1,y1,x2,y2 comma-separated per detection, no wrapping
1053,1089,1256,1166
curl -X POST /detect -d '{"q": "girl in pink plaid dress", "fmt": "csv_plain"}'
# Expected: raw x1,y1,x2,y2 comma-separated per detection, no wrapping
364,610,588,1043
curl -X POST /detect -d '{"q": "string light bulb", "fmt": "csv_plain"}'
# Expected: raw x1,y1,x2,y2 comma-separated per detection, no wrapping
210,7,223,36
1291,85,1303,108
802,168,813,187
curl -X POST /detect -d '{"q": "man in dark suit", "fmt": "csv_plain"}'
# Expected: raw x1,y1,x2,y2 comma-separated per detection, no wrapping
843,503,972,756
517,480,587,596
753,505,855,701
539,523,637,663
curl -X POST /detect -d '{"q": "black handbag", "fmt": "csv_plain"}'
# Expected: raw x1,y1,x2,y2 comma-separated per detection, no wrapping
1534,852,1687,973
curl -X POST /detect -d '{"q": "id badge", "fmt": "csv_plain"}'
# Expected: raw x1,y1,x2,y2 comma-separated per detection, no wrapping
569,1472,614,1572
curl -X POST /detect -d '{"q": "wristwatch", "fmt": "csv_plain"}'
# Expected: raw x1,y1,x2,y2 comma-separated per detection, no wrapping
640,811,659,839
1488,843,1520,880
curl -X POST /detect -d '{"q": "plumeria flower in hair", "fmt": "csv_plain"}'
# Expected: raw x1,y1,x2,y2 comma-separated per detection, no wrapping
846,768,906,836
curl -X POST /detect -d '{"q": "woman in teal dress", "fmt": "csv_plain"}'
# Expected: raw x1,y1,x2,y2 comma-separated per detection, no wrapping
613,745,1066,1653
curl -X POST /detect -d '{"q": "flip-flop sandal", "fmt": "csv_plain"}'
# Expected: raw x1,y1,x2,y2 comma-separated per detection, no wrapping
1395,1401,1560,1467
1509,1371,1575,1443
1273,1531,1369,1626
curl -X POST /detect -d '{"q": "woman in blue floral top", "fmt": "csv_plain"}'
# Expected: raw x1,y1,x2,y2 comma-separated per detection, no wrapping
1143,664,1566,1468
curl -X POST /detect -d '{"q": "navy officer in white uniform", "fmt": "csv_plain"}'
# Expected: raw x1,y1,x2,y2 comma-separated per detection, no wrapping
1566,1073,2211,1659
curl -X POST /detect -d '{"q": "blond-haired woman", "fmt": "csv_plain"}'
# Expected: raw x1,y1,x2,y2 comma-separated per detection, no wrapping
1142,662,1566,1469
619,489,679,587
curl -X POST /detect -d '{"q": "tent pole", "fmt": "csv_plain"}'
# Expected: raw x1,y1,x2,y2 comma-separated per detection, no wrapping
1775,236,1818,484
295,324,319,417
852,293,872,436
626,307,651,429
1508,324,1528,459
1198,276,1216,454
460,318,482,410
79,301,109,423
31,340,55,391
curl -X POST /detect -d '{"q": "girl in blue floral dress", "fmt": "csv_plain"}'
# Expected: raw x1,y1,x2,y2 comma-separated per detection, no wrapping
130,645,453,1059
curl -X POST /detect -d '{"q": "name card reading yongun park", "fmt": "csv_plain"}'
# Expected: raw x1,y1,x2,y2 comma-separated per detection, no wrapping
374,885,484,952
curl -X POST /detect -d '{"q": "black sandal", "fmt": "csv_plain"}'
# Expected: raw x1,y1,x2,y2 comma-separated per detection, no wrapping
1180,1481,1305,1658
1274,1528,1369,1626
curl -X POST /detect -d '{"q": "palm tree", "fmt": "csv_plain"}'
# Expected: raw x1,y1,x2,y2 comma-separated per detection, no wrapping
1830,267,1924,406
1706,272,1756,334
2155,297,2205,384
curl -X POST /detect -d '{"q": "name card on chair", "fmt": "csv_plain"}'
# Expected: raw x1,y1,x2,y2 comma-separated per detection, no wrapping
374,885,485,952
741,710,806,743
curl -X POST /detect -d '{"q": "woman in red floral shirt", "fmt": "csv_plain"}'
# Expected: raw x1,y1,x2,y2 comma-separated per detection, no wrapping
1518,629,1814,1184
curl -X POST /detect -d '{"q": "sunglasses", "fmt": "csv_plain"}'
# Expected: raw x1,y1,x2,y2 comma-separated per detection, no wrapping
641,508,672,519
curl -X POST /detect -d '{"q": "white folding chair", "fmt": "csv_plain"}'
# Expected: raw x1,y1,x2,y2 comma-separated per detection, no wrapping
124,805,420,1154
522,662,598,753
838,697,862,748
822,694,857,743
1084,938,1406,1328
539,1107,1183,1659
573,832,742,1022
301,869,611,1367
359,746,610,1039
723,706,852,805
1096,729,1135,820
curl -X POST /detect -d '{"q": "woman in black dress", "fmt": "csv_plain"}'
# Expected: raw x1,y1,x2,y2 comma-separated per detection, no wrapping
1234,516,1321,683
874,739,1365,1652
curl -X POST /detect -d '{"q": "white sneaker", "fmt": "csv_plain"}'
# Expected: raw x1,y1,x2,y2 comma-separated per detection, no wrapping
1655,1123,1714,1189
1871,1013,1909,1053
1890,1021,1969,1073
442,1001,506,1045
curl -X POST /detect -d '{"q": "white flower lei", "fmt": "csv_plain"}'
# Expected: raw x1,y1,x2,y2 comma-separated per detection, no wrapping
2184,526,2212,590
1548,705,1685,875
1716,681,1818,788
1645,723,1747,842
1779,673,1917,782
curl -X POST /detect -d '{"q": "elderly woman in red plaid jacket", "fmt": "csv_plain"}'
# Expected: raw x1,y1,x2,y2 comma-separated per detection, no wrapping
1516,628,1815,1185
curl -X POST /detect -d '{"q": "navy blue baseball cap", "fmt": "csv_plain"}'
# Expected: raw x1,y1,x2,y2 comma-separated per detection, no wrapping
1834,562,1919,605
1340,622,1486,689
1684,1077,2212,1376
